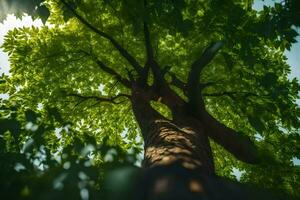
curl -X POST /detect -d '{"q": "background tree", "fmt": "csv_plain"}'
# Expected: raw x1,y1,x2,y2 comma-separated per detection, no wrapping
0,0,300,199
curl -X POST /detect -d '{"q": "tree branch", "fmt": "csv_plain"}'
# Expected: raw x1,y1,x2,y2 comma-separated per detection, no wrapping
141,13,164,87
198,109,261,164
187,91,262,164
161,65,172,76
60,0,143,74
169,72,187,92
68,93,131,105
187,41,224,109
184,42,262,164
94,58,131,88
137,21,153,86
202,91,259,98
143,22,154,61
79,49,131,88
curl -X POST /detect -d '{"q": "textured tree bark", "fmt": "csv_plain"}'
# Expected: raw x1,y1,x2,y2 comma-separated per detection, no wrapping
129,89,291,200
131,86,214,172
142,118,214,173
131,87,218,199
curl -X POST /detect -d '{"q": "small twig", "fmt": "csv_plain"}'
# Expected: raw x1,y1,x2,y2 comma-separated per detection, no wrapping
68,93,131,105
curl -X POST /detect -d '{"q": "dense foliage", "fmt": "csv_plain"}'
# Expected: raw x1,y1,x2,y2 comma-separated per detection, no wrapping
0,0,300,199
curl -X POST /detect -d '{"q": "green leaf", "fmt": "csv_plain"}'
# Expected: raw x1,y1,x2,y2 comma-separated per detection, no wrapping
36,5,50,24
260,73,278,88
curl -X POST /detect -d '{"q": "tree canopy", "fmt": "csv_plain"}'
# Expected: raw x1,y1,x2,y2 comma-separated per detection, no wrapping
0,0,300,199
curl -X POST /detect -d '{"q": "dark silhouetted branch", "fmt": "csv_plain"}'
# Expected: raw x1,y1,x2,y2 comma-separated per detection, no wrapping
202,91,259,98
68,93,131,105
187,41,224,109
143,22,154,61
141,7,164,87
94,59,131,88
169,72,187,92
199,109,261,164
79,50,131,88
162,65,171,75
184,41,262,164
137,21,153,86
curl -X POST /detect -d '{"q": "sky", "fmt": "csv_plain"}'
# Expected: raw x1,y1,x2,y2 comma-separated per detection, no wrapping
0,14,43,75
0,0,299,170
253,0,300,80
0,15,43,99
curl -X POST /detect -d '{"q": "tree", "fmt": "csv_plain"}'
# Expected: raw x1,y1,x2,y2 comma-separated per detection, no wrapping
0,0,300,199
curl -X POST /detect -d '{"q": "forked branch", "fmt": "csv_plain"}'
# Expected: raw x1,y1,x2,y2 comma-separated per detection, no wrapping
185,41,261,164
187,41,224,109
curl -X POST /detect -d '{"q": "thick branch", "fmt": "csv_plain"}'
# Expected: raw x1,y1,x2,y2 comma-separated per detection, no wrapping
188,91,262,164
143,22,154,61
201,90,266,164
189,91,262,164
150,61,165,88
140,4,164,87
185,41,262,164
169,72,187,92
136,22,153,87
187,41,224,108
60,0,143,74
143,0,153,60
199,109,260,164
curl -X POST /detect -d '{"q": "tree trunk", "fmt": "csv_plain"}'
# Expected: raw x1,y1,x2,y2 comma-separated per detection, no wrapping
131,87,213,170
130,88,216,199
130,88,289,200
142,117,214,174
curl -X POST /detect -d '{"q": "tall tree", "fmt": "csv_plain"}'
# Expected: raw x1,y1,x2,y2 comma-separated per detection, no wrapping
1,0,300,199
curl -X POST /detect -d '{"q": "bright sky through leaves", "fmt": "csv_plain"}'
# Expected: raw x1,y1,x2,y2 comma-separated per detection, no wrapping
0,14,43,75
0,1,299,78
0,2,299,103
0,15,43,99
